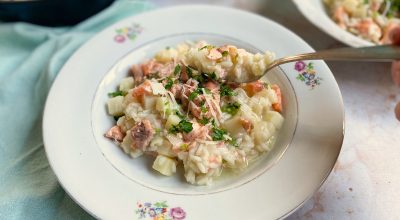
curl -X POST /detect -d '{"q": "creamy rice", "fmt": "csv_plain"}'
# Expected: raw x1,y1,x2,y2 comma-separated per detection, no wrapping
104,41,284,185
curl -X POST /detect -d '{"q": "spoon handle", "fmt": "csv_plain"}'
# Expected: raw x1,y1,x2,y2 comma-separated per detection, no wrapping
267,45,400,71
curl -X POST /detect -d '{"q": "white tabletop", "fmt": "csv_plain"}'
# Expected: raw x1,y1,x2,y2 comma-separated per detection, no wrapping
152,1,400,219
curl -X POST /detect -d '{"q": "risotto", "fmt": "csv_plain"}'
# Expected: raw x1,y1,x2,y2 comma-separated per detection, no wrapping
104,41,284,185
324,0,400,44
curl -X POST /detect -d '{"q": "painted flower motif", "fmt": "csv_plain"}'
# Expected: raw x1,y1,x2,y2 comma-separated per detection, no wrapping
136,201,186,220
114,23,143,43
294,61,306,72
155,207,163,215
114,35,125,43
170,207,186,220
149,208,156,217
154,216,165,220
295,61,322,89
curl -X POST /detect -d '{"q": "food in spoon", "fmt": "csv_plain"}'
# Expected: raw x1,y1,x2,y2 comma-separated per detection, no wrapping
104,41,283,185
325,0,400,44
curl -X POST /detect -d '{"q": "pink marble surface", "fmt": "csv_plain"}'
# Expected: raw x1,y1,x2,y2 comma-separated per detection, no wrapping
152,1,400,219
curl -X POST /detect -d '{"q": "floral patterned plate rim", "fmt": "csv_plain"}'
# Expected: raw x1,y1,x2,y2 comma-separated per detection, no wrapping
43,5,344,220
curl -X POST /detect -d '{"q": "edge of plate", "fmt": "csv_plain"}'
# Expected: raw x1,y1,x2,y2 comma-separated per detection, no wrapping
42,4,345,219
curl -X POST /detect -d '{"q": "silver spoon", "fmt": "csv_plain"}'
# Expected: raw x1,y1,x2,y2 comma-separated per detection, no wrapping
229,45,400,83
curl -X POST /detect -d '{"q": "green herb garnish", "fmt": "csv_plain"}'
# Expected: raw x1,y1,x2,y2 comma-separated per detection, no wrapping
169,119,193,134
198,45,214,51
108,90,127,97
199,45,208,51
200,101,208,113
229,138,239,147
221,102,241,115
222,51,229,57
211,127,227,141
209,72,217,80
192,75,204,83
209,119,230,141
164,77,174,90
186,66,194,78
220,84,236,97
174,64,181,75
169,126,180,134
189,87,207,101
193,72,217,84
201,105,208,113
189,91,199,101
198,117,209,125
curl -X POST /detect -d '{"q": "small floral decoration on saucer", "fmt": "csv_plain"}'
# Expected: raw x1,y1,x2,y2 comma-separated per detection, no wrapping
295,61,322,89
136,201,186,220
114,23,143,43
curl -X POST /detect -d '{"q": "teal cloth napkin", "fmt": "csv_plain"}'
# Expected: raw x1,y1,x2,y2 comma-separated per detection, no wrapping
0,1,153,219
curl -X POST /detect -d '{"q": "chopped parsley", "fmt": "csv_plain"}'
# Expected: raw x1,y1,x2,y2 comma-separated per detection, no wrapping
211,119,217,127
229,138,239,147
198,45,214,51
221,102,241,115
164,77,174,89
209,119,231,141
203,72,217,81
211,127,227,141
169,126,179,134
199,45,208,51
222,51,229,57
189,91,199,101
174,64,181,75
196,87,207,94
220,84,236,97
186,66,194,77
169,119,193,134
189,88,208,101
166,46,171,50
108,90,127,97
198,117,209,125
201,105,208,113
193,72,217,84
200,101,208,113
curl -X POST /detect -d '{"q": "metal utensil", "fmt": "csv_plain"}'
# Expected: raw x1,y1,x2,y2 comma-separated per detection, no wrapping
229,45,400,83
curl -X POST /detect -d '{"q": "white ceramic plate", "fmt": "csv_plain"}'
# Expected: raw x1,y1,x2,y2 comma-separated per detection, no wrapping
292,0,374,47
43,5,344,220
